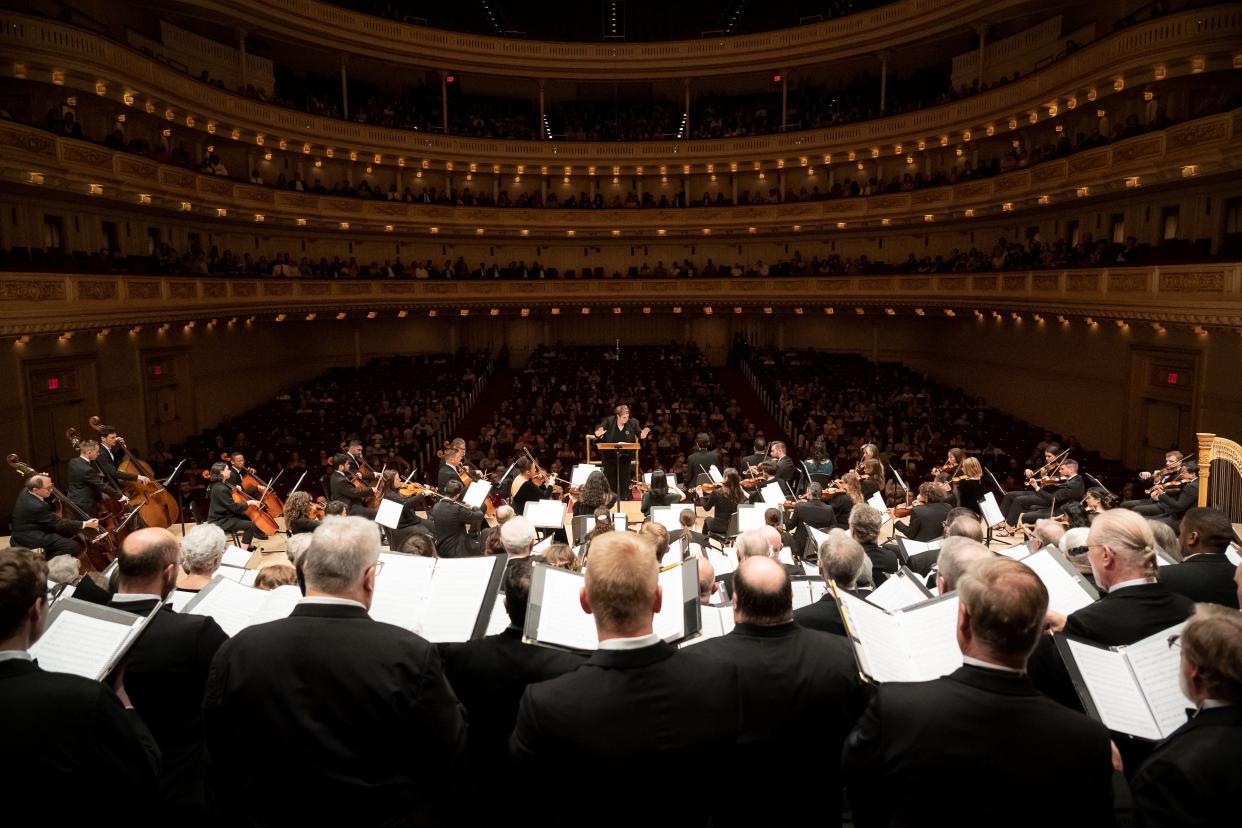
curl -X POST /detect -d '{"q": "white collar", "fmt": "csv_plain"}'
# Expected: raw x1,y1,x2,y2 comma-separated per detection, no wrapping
112,593,162,603
298,596,366,610
1108,576,1157,593
596,631,661,651
1200,699,1233,711
0,650,33,664
962,655,1023,674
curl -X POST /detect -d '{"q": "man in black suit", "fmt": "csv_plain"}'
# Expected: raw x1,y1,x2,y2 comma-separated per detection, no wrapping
440,558,584,818
593,404,650,498
851,502,897,586
203,516,466,826
97,424,151,486
795,529,867,636
0,546,161,817
742,437,768,475
1017,460,1086,525
109,527,227,824
510,532,740,826
684,433,721,487
748,459,794,503
327,452,376,519
430,478,485,557
698,555,863,828
843,557,1115,827
67,438,117,517
437,440,468,491
10,473,97,560
784,482,836,559
1151,463,1200,531
227,452,267,498
1161,506,1239,608
1131,604,1242,827
769,440,799,491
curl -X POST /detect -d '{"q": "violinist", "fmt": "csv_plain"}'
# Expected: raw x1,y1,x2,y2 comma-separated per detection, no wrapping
437,439,473,491
284,491,323,535
573,470,615,518
998,444,1061,528
828,471,866,520
768,441,799,490
684,434,721,487
891,483,953,543
855,443,880,476
640,468,683,516
429,479,484,558
934,448,965,479
207,463,267,547
783,482,837,558
379,470,434,550
1146,462,1200,530
747,461,793,504
344,440,373,482
1003,459,1084,530
859,459,886,500
67,439,119,517
510,456,551,519
742,438,768,475
1120,450,1184,511
701,468,746,538
11,474,98,560
228,452,266,497
953,457,987,517
328,454,376,519
96,425,151,486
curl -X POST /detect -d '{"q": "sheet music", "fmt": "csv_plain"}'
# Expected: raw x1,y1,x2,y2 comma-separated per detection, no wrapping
680,605,734,648
534,567,597,651
809,579,828,603
570,464,595,487
247,584,301,627
30,611,140,679
867,492,891,524
417,557,499,643
462,480,493,510
368,553,436,632
707,547,738,575
217,566,246,583
1227,546,1241,566
485,597,511,636
186,578,274,637
996,541,1031,560
169,590,197,613
790,579,816,610
777,547,795,565
652,504,695,531
708,466,724,484
899,538,943,555
221,545,252,569
524,499,566,529
653,563,687,642
375,497,404,529
901,596,964,680
837,591,911,682
1154,552,1176,567
1020,549,1097,615
532,535,555,554
760,483,786,506
240,569,260,587
736,505,766,532
1125,623,1191,738
979,492,1006,527
807,524,831,554
1066,639,1161,740
869,570,932,612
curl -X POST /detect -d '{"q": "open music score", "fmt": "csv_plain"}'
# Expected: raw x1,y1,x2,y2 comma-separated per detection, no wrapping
29,598,158,680
835,586,962,683
183,577,301,637
368,553,505,643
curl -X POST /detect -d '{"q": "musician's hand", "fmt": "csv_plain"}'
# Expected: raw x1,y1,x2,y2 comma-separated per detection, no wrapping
83,518,99,529
136,475,150,484
639,427,650,439
247,499,262,508
594,427,605,438
1023,469,1034,478
1044,609,1067,633
1138,471,1152,480
119,495,129,504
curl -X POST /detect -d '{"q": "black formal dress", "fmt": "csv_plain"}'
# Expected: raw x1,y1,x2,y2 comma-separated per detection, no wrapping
510,478,549,520
67,455,110,516
286,515,322,534
954,478,987,516
697,622,864,828
842,664,1114,827
109,597,227,822
327,470,375,519
640,488,681,515
596,416,643,498
703,489,744,536
203,602,466,827
10,489,83,559
511,641,740,827
439,627,584,817
0,658,161,819
1157,553,1239,608
892,501,952,542
785,498,837,558
206,482,266,544
430,499,484,558
1131,705,1242,828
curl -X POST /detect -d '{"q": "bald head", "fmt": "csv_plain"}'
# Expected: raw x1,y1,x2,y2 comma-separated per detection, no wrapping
733,555,793,625
761,526,783,555
117,527,181,598
583,532,661,638
696,555,716,604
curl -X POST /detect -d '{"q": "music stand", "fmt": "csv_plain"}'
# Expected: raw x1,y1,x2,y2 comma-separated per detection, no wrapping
163,458,189,535
595,442,640,503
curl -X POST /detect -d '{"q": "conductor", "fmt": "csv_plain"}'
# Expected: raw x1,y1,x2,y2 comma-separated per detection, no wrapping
593,405,650,500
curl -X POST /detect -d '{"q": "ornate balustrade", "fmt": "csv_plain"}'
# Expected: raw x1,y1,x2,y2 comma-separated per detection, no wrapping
2,264,1240,337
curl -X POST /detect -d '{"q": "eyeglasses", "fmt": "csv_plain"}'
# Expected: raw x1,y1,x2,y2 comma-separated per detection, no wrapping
371,560,385,576
1167,633,1181,651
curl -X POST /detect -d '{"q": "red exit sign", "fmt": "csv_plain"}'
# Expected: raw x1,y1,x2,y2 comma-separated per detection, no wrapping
46,377,59,390
1166,372,1180,385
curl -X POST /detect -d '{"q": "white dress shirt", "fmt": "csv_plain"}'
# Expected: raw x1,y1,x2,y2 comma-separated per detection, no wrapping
597,631,661,651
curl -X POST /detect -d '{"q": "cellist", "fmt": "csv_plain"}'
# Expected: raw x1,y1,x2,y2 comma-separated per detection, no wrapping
343,440,375,483
96,424,152,486
228,452,268,498
10,473,99,560
206,463,268,547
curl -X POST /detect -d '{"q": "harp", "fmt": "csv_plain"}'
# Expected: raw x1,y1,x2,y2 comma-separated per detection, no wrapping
1196,432,1242,522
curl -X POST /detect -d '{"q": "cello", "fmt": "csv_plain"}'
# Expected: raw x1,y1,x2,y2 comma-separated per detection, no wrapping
218,452,285,518
6,454,117,571
229,483,280,538
88,416,179,527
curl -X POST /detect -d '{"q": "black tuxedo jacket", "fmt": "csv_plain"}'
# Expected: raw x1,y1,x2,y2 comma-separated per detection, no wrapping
696,622,864,828
685,449,721,482
228,464,259,496
437,461,461,491
1131,705,1242,827
843,665,1114,828
429,499,484,558
206,482,247,522
772,454,798,484
203,602,466,827
440,627,584,811
10,490,84,547
862,539,899,585
787,499,837,532
794,592,856,637
1157,478,1199,519
328,470,366,505
67,455,110,514
742,451,767,472
893,501,952,542
98,442,137,482
0,659,161,819
511,641,739,826
110,597,227,818
1157,554,1239,608
1041,474,1085,512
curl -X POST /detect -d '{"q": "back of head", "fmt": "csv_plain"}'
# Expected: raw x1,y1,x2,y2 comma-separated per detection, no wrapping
697,555,715,600
1181,603,1242,704
957,557,1049,661
1180,507,1236,554
332,452,350,467
182,523,227,575
399,533,437,557
1088,508,1156,578
304,516,381,596
1032,519,1065,550
117,527,180,590
734,529,771,560
502,557,536,627
849,503,883,544
0,547,46,641
540,543,579,572
945,510,984,542
500,516,537,556
1147,519,1180,561
763,508,782,527
733,556,792,625
494,504,515,525
1060,526,1090,556
637,521,669,561
441,478,464,499
936,537,993,592
818,528,865,589
254,564,298,591
584,532,658,635
285,532,314,566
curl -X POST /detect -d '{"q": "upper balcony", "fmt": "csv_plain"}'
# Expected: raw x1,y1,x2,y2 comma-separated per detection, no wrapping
1,6,1239,169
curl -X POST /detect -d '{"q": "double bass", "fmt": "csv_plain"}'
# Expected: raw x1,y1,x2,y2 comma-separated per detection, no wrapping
88,416,179,527
66,427,134,541
7,454,116,571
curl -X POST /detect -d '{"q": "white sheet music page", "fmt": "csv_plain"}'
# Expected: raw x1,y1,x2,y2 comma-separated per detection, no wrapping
186,579,271,637
1125,623,1191,739
1020,550,1096,616
374,497,404,529
248,585,301,627
680,605,735,648
221,545,252,569
979,493,1006,527
368,553,436,632
485,597,511,636
524,499,566,529
867,492,891,524
808,525,831,551
653,564,687,642
736,506,765,532
1066,638,1161,740
535,567,598,651
708,465,724,484
417,557,498,643
836,590,911,682
707,547,738,575
869,570,931,612
30,611,141,679
462,480,493,509
790,580,815,610
900,596,964,681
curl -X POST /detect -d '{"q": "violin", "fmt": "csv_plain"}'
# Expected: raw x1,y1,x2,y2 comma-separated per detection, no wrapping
1148,479,1186,496
399,480,434,498
306,500,327,520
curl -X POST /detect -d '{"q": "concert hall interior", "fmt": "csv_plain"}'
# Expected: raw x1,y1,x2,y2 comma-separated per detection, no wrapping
1,0,1241,824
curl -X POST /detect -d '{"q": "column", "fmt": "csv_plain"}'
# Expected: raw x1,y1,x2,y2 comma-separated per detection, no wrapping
781,68,789,128
976,24,988,88
441,72,449,132
636,173,643,204
878,52,887,113
731,174,738,205
340,55,349,120
683,78,691,136
493,172,500,203
538,79,546,138
237,30,247,88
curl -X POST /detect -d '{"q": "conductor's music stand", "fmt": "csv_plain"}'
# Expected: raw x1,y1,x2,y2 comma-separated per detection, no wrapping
595,441,640,504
